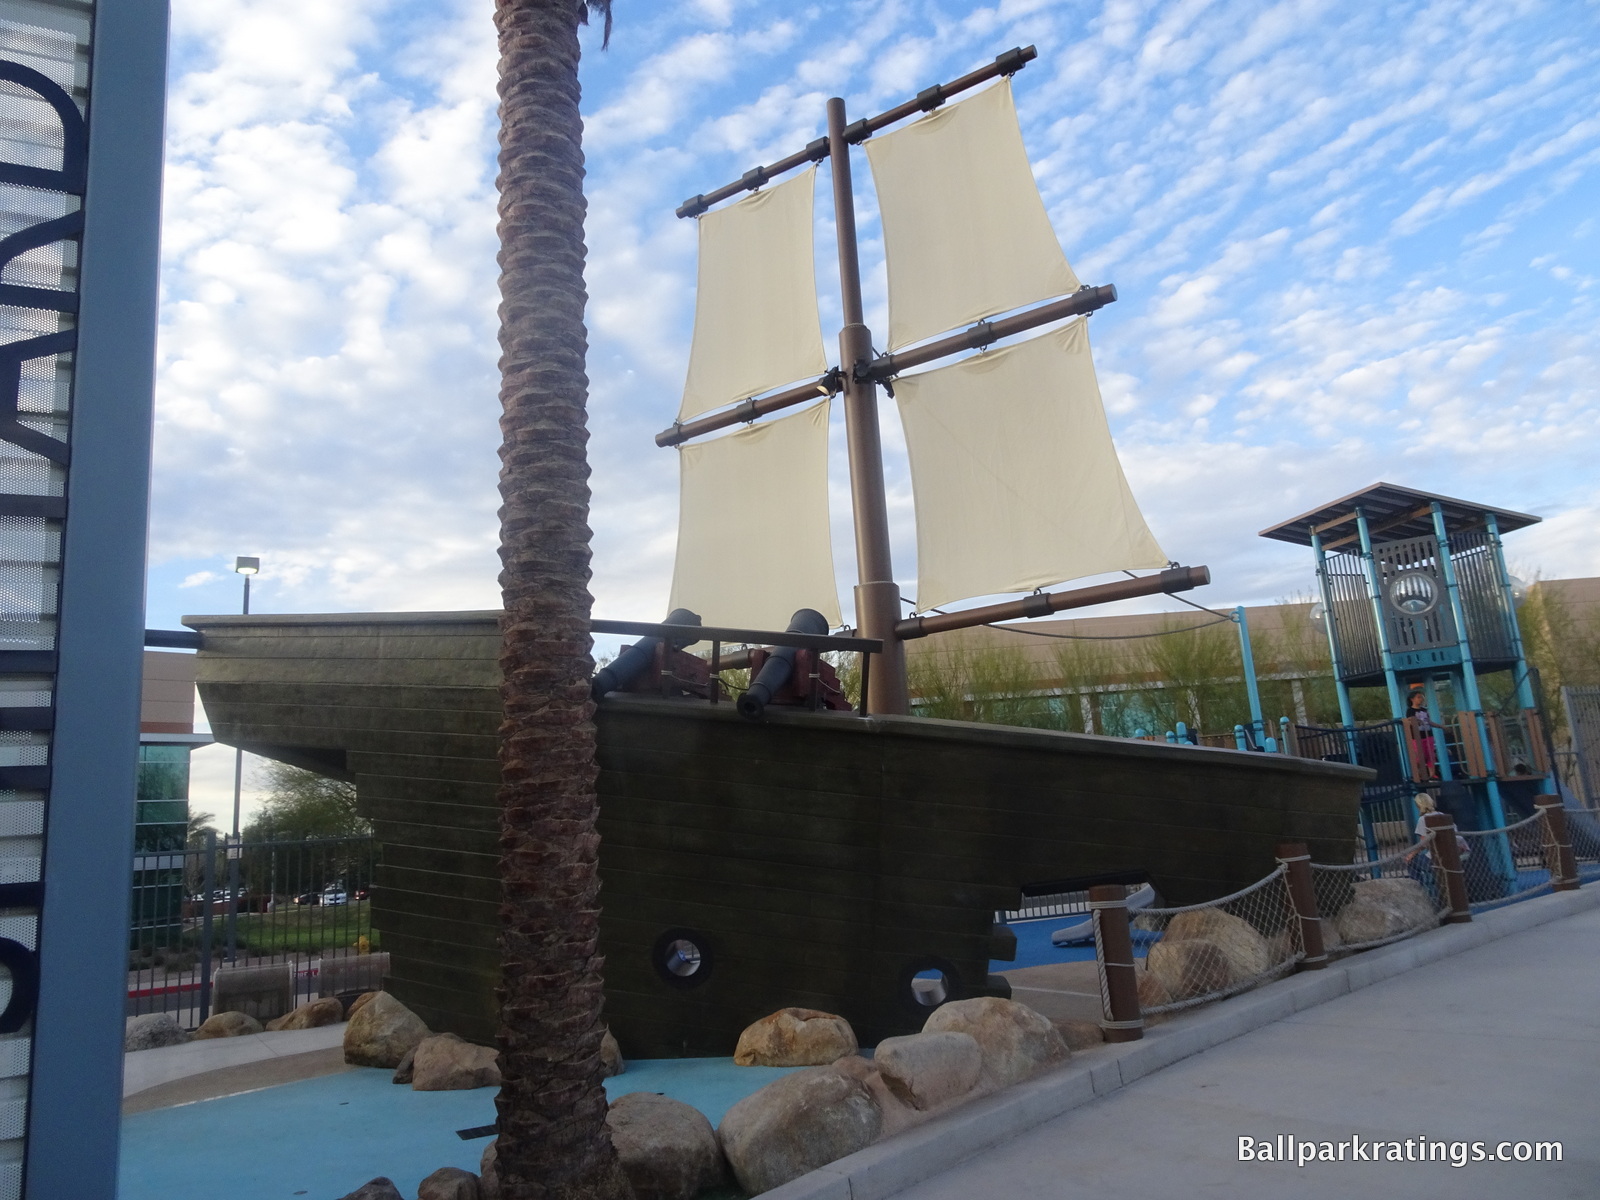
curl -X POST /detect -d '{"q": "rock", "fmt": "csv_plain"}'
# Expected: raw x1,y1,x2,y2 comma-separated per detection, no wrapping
606,1092,726,1200
1163,908,1271,980
418,1166,482,1200
601,1027,625,1077
192,1011,262,1040
265,996,345,1032
124,1013,191,1052
1050,1018,1105,1052
733,1007,857,1067
1335,877,1437,944
479,1140,499,1200
920,997,1068,1088
347,990,379,1020
1145,937,1232,1002
873,1031,982,1110
1137,968,1173,1010
392,1045,416,1085
343,990,430,1068
411,1032,502,1091
717,1064,883,1194
337,1180,405,1200
829,1055,922,1138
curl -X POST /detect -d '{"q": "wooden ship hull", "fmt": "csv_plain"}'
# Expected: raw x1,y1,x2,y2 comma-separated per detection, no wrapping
188,610,1370,1055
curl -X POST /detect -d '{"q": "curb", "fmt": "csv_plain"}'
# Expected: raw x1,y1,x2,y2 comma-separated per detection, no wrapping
121,1023,347,1098
761,885,1600,1200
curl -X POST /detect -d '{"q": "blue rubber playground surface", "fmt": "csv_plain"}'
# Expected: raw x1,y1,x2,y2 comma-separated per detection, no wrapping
120,1057,798,1200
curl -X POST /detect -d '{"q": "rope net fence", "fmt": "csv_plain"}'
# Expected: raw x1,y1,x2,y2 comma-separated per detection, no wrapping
1089,807,1584,1027
1460,811,1553,911
1131,865,1301,1015
1309,832,1448,955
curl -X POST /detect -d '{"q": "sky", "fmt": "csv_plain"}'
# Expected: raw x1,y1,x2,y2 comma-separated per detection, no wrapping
151,0,1600,811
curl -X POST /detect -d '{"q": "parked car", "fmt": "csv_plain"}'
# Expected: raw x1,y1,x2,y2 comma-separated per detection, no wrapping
321,890,349,906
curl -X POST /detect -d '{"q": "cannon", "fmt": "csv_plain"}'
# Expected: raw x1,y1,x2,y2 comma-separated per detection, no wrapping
736,609,853,720
592,608,708,700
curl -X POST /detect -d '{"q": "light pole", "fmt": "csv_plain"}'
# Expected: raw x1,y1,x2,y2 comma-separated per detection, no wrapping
226,556,258,963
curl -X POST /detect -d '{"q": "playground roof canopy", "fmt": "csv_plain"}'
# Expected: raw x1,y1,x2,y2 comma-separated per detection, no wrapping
1259,482,1540,549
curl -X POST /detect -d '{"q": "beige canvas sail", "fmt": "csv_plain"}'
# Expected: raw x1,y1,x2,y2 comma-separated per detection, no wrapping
865,78,1080,352
668,400,841,629
893,320,1166,610
678,168,829,421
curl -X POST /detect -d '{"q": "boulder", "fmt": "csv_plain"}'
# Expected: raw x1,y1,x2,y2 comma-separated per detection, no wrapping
873,1031,982,1111
412,1032,502,1091
1335,877,1437,944
479,1140,499,1200
192,1011,262,1040
717,1064,883,1194
265,996,345,1032
392,1045,416,1085
920,997,1068,1088
1050,1018,1105,1052
1137,968,1173,1010
343,990,429,1068
1145,937,1232,1002
347,990,379,1020
601,1027,625,1077
829,1056,922,1138
418,1166,482,1200
733,1007,856,1067
606,1092,726,1200
124,1013,190,1052
1163,908,1271,980
337,1180,405,1200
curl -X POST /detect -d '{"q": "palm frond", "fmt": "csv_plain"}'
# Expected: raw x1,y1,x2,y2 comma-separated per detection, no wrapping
579,0,613,48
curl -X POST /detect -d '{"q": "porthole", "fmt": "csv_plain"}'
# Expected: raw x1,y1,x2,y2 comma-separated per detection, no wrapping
1386,570,1438,617
652,927,714,989
899,957,960,1012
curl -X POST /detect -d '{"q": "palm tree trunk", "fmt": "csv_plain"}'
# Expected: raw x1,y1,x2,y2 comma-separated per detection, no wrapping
492,1,629,1196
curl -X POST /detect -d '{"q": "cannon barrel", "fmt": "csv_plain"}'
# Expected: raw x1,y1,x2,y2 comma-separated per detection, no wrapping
592,608,702,699
736,609,830,720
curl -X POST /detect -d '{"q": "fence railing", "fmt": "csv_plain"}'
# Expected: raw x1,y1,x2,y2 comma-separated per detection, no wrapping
129,831,377,1028
1086,798,1581,1039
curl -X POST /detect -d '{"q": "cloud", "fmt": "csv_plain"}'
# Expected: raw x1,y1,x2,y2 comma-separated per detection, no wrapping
148,0,1600,643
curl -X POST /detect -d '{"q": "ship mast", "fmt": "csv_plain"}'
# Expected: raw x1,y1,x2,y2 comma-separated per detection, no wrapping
662,48,1208,715
825,94,908,715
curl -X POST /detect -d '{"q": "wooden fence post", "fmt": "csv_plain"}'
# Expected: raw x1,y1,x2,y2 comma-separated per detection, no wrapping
1275,842,1326,969
1424,812,1471,922
1089,884,1143,1043
1534,795,1580,892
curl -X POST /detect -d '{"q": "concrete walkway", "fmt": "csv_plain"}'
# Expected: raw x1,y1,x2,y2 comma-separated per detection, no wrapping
897,902,1600,1199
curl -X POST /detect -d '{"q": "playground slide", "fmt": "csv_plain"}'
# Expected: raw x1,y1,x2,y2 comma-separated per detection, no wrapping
1050,884,1157,947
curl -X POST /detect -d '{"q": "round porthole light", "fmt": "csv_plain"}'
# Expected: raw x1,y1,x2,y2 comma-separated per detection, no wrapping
1386,571,1438,617
899,957,961,1012
652,928,713,989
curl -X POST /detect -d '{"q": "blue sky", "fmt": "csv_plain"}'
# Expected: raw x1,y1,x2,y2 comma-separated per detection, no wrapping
150,0,1600,636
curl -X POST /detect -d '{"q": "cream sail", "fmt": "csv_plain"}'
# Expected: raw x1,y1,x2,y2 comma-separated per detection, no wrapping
894,320,1166,610
678,168,828,421
667,400,840,629
865,78,1080,352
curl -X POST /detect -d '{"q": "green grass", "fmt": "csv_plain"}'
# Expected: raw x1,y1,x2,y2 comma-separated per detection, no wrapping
233,900,379,953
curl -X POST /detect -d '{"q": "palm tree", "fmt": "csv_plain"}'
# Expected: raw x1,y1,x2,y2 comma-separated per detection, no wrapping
491,2,630,1197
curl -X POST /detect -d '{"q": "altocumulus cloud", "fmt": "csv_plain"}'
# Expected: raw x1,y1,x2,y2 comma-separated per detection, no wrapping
150,0,1600,633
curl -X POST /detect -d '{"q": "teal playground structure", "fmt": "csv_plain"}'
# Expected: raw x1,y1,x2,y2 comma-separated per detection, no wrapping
1259,484,1557,899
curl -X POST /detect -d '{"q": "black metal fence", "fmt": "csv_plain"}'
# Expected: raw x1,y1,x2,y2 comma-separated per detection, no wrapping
129,832,376,1027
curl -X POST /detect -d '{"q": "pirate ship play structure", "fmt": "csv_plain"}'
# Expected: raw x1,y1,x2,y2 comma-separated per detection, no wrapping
187,49,1369,1055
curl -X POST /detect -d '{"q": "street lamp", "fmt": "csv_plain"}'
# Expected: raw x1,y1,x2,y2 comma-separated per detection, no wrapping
235,555,259,615
227,555,258,963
